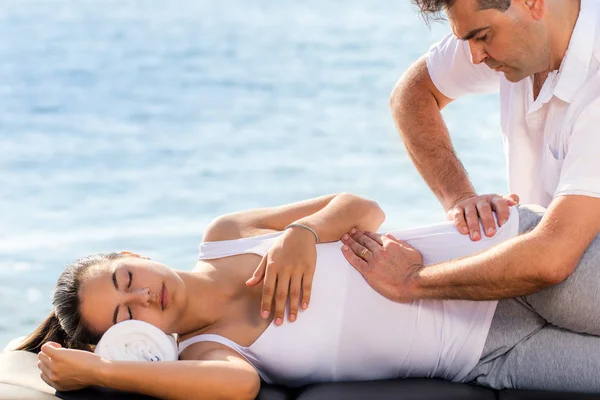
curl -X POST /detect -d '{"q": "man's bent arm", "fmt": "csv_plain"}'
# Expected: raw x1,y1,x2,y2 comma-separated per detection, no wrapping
392,57,475,210
409,196,600,300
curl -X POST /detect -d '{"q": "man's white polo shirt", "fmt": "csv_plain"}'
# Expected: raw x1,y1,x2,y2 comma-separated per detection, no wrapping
425,0,600,207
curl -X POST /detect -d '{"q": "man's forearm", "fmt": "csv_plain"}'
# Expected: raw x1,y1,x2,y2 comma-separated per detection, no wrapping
410,232,562,300
392,59,474,210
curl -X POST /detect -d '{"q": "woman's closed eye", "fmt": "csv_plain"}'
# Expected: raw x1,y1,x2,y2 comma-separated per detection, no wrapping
127,271,133,289
112,270,135,324
127,271,134,320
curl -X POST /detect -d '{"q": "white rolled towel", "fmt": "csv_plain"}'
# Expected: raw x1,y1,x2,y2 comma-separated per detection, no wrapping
94,320,178,362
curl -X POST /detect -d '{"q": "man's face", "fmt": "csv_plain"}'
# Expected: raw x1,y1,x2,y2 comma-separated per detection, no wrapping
447,0,550,82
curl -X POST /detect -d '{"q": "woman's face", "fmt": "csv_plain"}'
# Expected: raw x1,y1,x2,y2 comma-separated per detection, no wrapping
78,256,186,336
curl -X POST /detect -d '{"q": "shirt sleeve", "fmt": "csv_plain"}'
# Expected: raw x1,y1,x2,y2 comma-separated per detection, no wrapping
554,95,600,199
425,33,502,99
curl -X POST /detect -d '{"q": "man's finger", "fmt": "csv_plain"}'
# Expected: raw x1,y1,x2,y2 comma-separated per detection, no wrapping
476,199,496,237
288,272,302,322
350,230,381,252
260,263,278,319
392,237,413,248
363,231,384,246
246,256,267,287
464,204,481,241
342,234,373,262
341,244,370,275
504,193,520,205
450,208,469,235
491,195,511,226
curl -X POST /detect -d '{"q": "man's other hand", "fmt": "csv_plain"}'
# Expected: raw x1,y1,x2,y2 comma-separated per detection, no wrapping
447,193,519,241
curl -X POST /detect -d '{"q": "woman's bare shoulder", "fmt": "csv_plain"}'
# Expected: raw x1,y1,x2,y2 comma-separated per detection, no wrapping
203,215,278,243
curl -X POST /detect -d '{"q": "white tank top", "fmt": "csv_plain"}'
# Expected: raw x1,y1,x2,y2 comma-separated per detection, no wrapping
179,208,520,387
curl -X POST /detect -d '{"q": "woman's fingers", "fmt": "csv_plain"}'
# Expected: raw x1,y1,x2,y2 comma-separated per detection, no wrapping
301,272,313,311
272,272,291,326
287,272,303,322
39,370,55,389
260,262,277,319
247,256,268,287
37,355,57,389
38,351,52,366
37,356,52,376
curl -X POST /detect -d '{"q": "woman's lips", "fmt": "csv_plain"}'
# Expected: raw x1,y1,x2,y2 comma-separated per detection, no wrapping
161,284,168,310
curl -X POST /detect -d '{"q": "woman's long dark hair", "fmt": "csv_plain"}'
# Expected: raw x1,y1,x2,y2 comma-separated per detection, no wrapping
16,252,126,353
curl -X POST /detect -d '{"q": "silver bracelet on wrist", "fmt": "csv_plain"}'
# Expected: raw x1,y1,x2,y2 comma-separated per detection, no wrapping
284,223,319,243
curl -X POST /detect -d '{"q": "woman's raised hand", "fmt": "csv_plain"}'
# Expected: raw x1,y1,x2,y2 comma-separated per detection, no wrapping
246,227,317,325
38,342,108,391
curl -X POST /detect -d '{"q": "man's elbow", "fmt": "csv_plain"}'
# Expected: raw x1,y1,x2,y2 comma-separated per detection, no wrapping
537,259,578,286
389,76,409,113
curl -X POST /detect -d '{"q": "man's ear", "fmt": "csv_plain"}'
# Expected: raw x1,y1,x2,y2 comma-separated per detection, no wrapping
525,0,545,20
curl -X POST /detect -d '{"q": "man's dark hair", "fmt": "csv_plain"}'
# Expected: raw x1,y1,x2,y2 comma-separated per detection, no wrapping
413,0,511,23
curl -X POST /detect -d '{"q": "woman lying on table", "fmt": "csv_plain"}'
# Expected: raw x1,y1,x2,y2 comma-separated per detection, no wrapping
17,193,600,399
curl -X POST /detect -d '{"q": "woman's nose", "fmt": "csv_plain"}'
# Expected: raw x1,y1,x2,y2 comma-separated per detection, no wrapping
126,287,153,306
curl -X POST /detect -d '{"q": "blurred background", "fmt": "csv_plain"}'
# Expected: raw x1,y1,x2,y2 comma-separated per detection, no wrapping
0,0,505,348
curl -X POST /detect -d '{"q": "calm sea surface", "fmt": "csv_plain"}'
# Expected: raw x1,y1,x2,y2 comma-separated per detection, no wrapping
0,1,505,348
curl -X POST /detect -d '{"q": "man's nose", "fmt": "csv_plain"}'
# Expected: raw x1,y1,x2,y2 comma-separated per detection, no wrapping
468,40,489,65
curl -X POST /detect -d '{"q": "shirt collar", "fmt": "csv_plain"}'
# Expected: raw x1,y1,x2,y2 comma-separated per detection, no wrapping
554,0,598,103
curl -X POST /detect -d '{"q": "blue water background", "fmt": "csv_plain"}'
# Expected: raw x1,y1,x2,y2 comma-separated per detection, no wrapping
0,1,505,348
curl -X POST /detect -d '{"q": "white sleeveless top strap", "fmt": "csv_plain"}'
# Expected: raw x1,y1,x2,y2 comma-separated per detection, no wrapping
178,334,269,382
179,333,246,355
198,232,283,260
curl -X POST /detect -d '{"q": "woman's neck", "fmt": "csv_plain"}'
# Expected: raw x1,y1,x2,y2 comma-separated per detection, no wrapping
172,262,241,336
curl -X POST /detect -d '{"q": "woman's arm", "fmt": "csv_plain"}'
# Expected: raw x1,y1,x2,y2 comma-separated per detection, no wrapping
98,350,259,400
203,193,385,325
204,193,385,243
39,342,259,400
